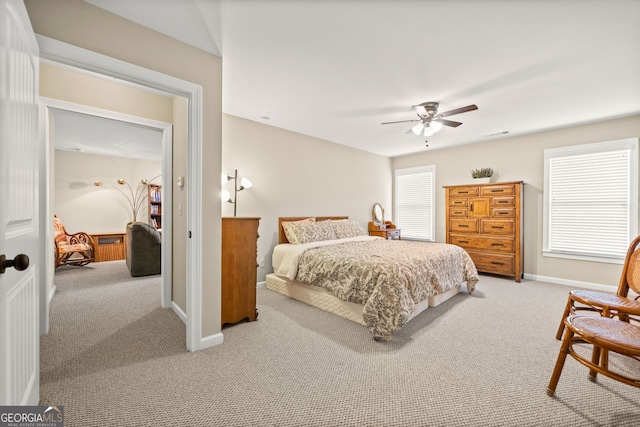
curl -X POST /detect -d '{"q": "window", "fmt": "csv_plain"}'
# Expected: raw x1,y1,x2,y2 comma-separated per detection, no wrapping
395,165,435,241
543,138,638,263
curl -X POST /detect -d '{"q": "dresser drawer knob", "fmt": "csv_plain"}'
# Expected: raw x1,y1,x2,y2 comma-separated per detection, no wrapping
458,224,469,228
491,243,504,247
491,189,503,193
458,240,469,244
491,226,504,229
491,261,504,265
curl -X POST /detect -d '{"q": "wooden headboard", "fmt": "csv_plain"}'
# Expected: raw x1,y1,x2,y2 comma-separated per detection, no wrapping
278,216,348,244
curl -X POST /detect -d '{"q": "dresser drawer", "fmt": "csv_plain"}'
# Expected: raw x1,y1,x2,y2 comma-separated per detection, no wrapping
480,220,515,235
492,197,514,207
492,208,515,218
449,186,479,197
480,184,515,196
450,219,477,232
450,235,514,252
467,251,515,275
449,198,468,207
449,208,468,217
386,229,401,239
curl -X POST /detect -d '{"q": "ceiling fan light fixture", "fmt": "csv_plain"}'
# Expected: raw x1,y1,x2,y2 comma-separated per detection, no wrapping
422,126,435,137
414,105,427,116
431,121,443,132
411,123,425,135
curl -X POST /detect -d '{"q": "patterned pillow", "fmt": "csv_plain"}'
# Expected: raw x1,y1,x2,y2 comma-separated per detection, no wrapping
282,217,315,240
285,220,337,244
53,216,68,247
331,219,367,239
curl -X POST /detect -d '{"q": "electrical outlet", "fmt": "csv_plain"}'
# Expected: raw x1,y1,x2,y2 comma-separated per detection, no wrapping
259,258,265,268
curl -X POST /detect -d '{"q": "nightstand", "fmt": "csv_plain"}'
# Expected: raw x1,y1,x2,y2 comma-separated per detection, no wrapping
368,221,401,240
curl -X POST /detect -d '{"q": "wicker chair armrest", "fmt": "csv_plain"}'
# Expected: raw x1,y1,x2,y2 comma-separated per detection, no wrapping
68,232,95,248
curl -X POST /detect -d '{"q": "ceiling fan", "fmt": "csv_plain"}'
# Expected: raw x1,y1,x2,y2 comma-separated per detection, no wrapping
381,102,478,137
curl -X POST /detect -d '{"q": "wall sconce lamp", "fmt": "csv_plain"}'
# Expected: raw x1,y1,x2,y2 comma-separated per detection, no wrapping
221,169,253,217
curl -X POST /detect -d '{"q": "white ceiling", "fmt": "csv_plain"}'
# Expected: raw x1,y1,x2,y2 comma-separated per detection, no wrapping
54,109,163,162
65,0,640,158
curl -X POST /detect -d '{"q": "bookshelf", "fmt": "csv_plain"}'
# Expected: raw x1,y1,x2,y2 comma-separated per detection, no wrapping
148,184,162,229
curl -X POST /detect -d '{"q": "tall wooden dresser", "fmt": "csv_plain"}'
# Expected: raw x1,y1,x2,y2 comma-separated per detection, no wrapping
221,217,260,325
444,181,523,282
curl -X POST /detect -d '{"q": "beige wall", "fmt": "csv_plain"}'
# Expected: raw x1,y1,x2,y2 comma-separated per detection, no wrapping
54,151,161,233
26,0,223,338
393,114,640,288
40,62,173,123
222,114,392,283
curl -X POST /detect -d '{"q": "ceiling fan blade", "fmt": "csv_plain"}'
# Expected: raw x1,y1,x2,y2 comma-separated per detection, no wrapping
436,118,462,127
439,104,478,118
381,119,419,125
412,101,438,117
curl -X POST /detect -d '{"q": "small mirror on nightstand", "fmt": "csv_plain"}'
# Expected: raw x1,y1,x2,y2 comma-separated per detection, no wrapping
372,203,384,226
369,203,401,240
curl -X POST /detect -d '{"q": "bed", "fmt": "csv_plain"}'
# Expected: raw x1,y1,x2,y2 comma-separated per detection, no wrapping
265,216,479,340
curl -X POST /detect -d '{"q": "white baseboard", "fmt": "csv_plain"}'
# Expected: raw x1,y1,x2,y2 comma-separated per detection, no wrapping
172,301,187,324
200,332,224,349
48,285,56,304
172,302,224,350
524,273,639,298
524,273,615,292
257,281,266,288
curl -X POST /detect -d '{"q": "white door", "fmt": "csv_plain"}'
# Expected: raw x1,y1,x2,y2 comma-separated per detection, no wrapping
0,0,40,405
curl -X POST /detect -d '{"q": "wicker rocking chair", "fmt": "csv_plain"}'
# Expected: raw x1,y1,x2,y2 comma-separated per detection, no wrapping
555,235,640,340
54,215,95,268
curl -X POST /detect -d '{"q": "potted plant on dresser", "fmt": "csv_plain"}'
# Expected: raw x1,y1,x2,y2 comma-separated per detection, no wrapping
471,167,494,183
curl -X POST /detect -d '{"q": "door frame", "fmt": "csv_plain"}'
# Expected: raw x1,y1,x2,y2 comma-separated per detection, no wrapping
36,35,206,351
40,97,174,323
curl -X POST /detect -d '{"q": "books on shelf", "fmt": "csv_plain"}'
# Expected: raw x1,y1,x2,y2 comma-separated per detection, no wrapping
148,184,162,229
149,188,161,203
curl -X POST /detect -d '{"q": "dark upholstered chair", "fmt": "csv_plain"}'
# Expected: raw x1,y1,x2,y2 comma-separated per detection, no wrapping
126,222,161,277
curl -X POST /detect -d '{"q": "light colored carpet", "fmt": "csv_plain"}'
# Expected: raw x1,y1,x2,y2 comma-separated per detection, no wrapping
41,261,640,426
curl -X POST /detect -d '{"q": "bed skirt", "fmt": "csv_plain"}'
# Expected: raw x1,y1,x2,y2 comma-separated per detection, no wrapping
265,273,460,327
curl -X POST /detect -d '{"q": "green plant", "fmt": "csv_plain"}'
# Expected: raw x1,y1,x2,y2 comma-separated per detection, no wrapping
471,167,494,178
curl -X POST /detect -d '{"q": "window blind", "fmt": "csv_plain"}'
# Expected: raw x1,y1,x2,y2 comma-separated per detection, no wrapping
395,165,435,241
544,139,638,262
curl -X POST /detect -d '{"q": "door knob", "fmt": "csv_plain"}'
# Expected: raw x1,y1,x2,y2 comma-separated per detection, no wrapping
0,254,30,274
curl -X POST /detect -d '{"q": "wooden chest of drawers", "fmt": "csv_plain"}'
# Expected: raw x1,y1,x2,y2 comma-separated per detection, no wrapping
444,181,523,282
221,217,260,325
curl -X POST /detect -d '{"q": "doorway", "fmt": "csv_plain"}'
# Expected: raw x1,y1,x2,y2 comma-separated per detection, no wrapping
42,96,173,312
37,35,208,351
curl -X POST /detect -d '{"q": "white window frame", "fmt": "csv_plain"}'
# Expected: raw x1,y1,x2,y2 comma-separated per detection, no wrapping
543,138,638,264
394,165,436,241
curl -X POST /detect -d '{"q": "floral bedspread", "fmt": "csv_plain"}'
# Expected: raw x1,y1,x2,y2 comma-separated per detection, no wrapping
276,237,479,340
